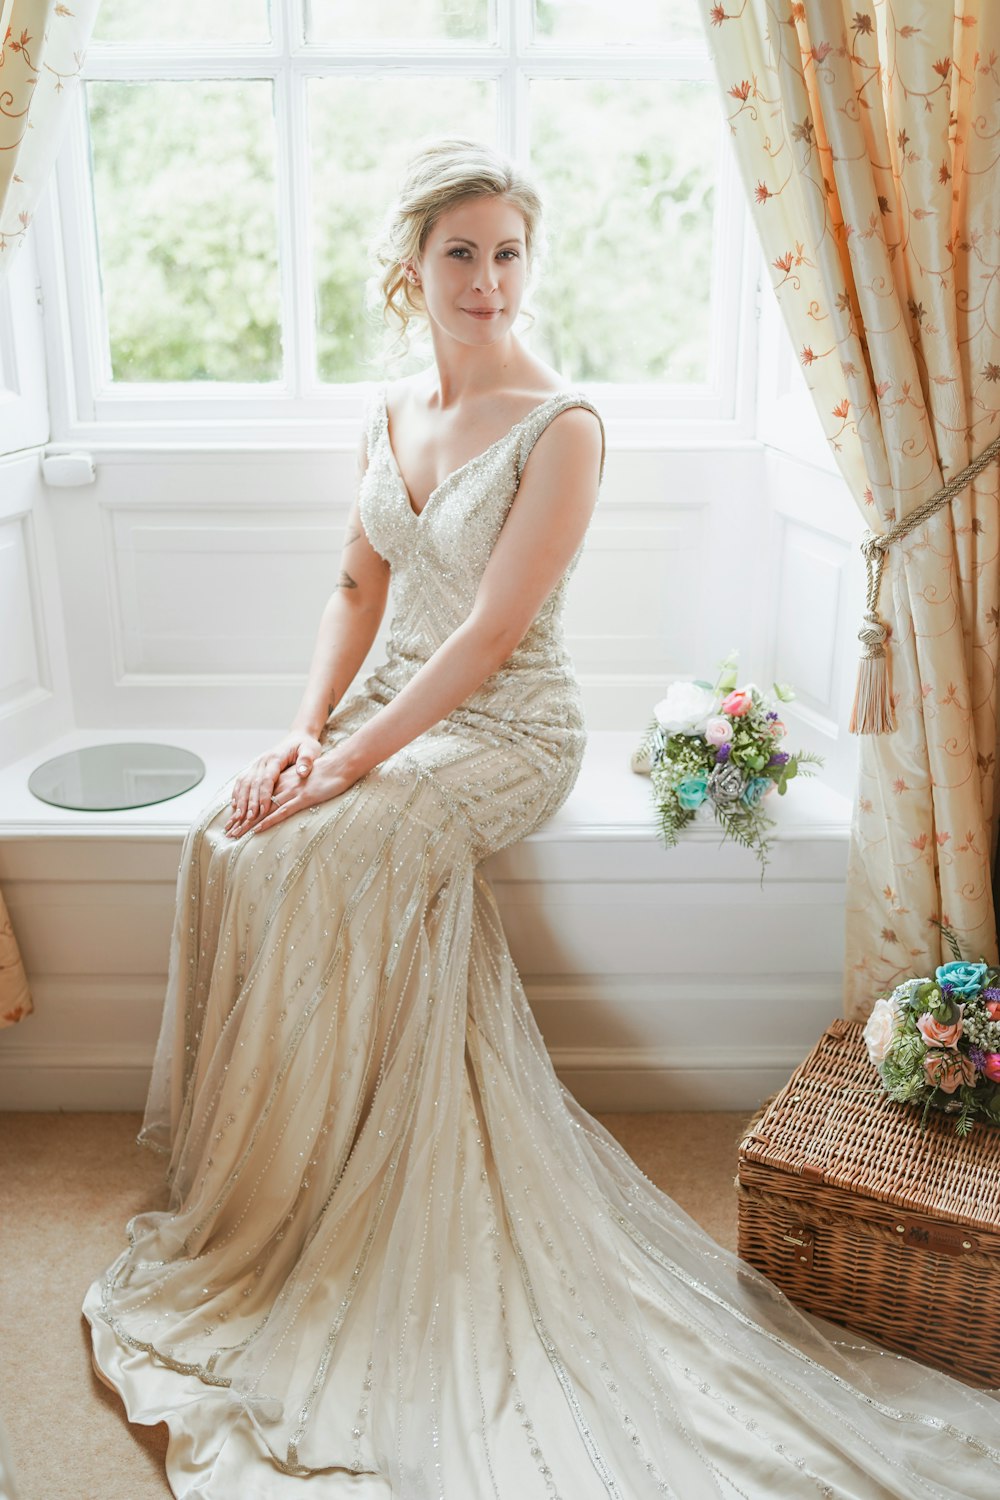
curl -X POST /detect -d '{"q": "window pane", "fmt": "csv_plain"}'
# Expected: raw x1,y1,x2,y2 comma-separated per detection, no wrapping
309,79,495,382
94,0,270,44
87,81,282,383
529,80,718,383
306,0,491,44
534,0,703,45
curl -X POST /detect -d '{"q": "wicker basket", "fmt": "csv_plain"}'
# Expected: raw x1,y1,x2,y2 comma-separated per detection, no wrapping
737,1018,1000,1388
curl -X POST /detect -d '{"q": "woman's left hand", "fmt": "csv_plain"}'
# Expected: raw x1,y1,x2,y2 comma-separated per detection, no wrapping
227,745,362,838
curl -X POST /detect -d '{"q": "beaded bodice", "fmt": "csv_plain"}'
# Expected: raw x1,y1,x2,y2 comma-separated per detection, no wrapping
358,383,605,721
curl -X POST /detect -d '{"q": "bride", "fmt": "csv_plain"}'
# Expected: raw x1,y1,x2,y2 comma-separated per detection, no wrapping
85,137,1000,1499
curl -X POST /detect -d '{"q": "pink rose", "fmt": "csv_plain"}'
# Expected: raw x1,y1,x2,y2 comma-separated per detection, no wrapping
720,689,752,717
705,716,734,746
768,719,786,738
986,999,1000,1021
916,1009,963,1048
923,1050,977,1094
982,1053,1000,1084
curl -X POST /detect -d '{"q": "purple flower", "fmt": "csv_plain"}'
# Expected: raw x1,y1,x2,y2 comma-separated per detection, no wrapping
766,711,778,720
982,988,1000,1001
969,1046,986,1072
767,751,790,767
715,743,731,761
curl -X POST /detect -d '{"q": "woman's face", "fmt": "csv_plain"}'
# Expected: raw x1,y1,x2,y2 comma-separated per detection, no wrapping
412,194,529,347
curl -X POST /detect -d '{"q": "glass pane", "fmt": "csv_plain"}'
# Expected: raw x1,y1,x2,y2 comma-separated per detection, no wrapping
529,80,718,383
87,81,282,383
534,0,703,45
94,0,270,44
28,743,205,811
307,0,490,44
309,78,495,382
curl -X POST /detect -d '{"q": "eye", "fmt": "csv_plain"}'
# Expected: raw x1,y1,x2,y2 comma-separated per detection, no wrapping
498,249,520,260
447,247,471,258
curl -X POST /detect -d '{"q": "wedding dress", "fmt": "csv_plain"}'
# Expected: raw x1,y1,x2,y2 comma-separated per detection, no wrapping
85,386,1000,1500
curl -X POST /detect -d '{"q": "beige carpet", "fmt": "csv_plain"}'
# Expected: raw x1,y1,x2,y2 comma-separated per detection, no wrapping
0,1110,748,1500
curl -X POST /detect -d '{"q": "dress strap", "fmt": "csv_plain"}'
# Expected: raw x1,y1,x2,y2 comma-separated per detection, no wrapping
514,392,606,489
361,382,388,468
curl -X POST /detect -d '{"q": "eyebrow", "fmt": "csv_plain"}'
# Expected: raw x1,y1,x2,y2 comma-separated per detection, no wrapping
443,236,524,247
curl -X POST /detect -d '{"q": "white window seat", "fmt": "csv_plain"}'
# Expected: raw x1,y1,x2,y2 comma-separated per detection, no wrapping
0,728,852,1113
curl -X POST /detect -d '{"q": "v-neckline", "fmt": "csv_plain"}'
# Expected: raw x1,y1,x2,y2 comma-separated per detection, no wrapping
379,384,569,520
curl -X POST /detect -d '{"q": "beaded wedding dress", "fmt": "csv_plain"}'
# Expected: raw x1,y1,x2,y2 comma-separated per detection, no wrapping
85,387,1000,1499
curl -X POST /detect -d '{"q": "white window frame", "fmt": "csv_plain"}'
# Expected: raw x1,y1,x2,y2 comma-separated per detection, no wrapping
35,0,759,449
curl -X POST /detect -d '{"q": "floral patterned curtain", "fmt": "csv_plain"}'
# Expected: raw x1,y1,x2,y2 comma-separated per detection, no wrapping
1,0,100,266
1,897,31,1026
1,1,99,1025
699,1,1000,1018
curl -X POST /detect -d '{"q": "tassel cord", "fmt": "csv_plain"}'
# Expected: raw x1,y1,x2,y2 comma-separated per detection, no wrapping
851,430,1000,736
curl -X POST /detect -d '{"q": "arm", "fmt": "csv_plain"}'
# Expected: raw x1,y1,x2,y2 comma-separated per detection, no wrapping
225,422,390,835
245,404,603,833
290,424,391,737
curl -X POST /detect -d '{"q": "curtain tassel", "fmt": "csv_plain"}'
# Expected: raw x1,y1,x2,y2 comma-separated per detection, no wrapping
849,534,894,736
849,609,894,735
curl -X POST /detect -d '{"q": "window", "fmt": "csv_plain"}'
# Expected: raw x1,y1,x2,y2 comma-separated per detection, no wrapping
42,0,752,442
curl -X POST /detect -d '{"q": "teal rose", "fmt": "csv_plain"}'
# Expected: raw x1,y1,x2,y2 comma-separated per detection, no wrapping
741,776,770,808
935,961,990,998
676,774,709,810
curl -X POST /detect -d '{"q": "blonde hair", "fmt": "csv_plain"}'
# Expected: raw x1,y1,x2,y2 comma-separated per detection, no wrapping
369,137,544,357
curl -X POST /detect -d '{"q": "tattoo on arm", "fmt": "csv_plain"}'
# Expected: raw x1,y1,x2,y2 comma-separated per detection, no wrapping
344,525,361,547
336,569,358,590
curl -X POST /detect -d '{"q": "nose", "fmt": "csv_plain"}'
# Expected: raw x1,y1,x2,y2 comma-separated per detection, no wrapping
471,260,499,294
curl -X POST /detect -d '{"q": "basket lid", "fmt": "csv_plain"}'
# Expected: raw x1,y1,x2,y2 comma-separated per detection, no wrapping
739,1019,1000,1229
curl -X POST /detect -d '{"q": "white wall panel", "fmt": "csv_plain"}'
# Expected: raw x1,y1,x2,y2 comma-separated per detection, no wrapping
42,442,768,733
109,514,345,677
761,449,865,800
0,513,43,710
564,503,706,673
0,454,73,766
0,238,48,456
772,519,845,712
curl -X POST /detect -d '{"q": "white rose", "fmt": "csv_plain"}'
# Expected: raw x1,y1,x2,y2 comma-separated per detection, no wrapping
863,996,898,1066
653,681,718,735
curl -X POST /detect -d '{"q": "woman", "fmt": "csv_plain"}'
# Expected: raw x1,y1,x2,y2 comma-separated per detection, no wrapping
86,138,1000,1499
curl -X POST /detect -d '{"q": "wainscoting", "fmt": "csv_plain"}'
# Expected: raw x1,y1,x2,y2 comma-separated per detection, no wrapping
0,728,851,1112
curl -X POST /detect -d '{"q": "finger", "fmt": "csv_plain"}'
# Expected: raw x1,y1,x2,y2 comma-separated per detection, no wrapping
228,775,246,819
250,798,300,834
233,769,256,822
247,770,267,823
259,761,278,816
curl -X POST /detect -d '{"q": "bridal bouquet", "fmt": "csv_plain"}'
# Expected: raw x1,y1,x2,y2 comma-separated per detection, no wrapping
863,929,1000,1135
633,652,822,876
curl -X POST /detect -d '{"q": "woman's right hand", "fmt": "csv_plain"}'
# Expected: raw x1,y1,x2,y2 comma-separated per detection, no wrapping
224,731,324,837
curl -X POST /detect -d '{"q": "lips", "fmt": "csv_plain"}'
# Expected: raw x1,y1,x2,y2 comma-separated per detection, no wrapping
463,308,502,318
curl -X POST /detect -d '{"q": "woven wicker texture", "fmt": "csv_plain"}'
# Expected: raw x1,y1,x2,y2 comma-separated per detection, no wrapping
737,1019,1000,1387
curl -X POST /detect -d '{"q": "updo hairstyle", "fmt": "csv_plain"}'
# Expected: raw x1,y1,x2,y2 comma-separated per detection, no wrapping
369,137,544,355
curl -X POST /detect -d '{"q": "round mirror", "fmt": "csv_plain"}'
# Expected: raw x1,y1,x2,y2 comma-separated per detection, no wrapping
28,742,206,812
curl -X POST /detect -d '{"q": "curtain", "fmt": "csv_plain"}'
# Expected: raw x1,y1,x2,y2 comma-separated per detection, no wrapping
1,895,31,1026
1,0,101,266
699,1,1000,1018
1,1,99,1024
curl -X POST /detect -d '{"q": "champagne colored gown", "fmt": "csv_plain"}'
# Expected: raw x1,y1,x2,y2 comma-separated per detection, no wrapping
85,387,1000,1499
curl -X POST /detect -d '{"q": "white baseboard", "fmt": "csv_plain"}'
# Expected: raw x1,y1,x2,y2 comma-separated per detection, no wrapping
0,1041,805,1113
